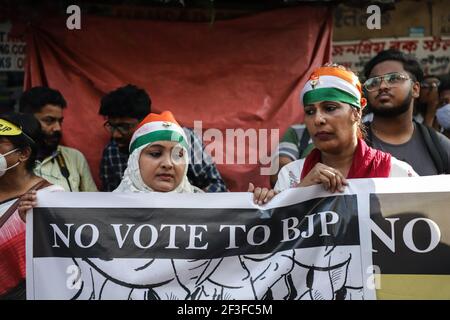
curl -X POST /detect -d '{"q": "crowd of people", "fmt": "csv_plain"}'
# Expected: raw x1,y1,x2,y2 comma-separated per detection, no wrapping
270,49,450,183
1,48,449,299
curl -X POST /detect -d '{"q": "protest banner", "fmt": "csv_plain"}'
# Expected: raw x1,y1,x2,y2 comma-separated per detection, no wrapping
26,176,450,300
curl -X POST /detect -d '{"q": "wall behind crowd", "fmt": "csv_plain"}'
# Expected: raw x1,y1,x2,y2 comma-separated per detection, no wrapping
15,5,332,191
332,0,450,76
0,21,25,113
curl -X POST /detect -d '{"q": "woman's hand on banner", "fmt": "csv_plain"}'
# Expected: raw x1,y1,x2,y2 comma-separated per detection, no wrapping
248,182,278,205
18,190,38,222
298,163,348,193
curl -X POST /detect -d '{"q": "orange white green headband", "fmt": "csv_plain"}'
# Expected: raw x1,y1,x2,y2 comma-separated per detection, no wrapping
300,65,367,109
129,111,188,153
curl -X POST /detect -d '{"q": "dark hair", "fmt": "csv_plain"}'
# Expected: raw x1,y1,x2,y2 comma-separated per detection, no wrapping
363,49,424,83
0,112,42,172
99,84,151,120
439,74,450,95
19,86,67,114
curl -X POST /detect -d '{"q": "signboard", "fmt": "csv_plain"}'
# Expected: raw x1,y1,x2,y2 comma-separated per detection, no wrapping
0,22,26,72
332,36,450,76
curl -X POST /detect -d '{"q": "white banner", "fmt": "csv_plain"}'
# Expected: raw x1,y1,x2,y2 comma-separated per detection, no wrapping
26,176,450,300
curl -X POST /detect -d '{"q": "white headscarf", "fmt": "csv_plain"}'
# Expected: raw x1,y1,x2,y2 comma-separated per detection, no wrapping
113,111,202,194
114,143,200,193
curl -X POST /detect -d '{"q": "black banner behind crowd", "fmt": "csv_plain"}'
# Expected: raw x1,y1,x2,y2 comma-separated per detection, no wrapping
26,176,450,300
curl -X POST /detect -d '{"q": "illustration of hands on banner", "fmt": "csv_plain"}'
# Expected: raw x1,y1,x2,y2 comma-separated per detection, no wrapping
26,176,450,300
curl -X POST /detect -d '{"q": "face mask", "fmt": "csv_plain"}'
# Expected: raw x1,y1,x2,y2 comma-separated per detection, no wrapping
0,148,20,177
436,104,450,130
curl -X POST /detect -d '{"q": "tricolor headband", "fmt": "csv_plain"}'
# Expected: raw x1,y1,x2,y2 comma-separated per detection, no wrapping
300,64,367,109
129,111,188,153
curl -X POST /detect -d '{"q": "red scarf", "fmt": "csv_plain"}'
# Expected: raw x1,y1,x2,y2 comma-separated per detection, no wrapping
301,138,392,179
0,214,26,296
0,180,51,296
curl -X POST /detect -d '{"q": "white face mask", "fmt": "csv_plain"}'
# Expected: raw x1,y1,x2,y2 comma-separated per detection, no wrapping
0,148,20,177
436,104,450,130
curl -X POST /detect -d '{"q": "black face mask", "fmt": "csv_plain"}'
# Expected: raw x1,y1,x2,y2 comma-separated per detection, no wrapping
370,89,413,118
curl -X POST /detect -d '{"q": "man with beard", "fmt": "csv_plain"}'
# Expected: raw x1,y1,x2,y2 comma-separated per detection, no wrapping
19,87,98,191
98,84,227,192
362,49,450,175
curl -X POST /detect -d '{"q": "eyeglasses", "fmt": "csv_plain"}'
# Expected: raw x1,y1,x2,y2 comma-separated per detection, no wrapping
420,80,440,89
363,72,411,92
104,121,138,135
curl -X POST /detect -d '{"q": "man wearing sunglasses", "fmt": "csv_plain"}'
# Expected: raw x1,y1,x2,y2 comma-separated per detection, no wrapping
362,49,450,175
19,87,98,192
99,84,227,192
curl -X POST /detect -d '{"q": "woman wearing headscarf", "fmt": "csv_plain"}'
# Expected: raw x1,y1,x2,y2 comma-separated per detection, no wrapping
70,111,249,299
275,64,418,193
0,113,63,299
114,110,201,194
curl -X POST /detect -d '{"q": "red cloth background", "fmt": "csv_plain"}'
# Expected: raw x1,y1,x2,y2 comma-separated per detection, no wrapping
22,7,332,191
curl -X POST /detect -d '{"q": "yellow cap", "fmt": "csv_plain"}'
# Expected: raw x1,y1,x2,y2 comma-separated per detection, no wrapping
0,119,23,136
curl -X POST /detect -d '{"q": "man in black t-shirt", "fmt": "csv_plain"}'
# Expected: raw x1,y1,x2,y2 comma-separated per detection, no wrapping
362,49,450,175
